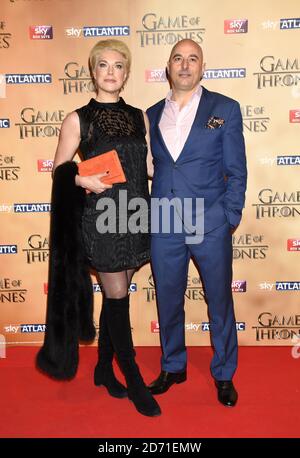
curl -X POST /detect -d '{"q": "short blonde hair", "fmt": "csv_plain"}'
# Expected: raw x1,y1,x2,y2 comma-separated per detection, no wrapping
89,39,131,84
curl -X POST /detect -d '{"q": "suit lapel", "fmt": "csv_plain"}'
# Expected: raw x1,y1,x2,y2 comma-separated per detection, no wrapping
153,101,175,163
177,87,214,163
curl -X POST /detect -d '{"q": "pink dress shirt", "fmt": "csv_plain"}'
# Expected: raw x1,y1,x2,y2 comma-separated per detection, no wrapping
159,84,203,161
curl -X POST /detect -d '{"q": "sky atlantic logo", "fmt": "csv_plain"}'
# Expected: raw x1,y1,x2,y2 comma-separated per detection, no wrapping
287,239,300,251
83,26,130,37
202,322,245,331
0,119,10,128
65,25,130,38
253,56,300,89
65,27,83,38
259,281,275,291
20,324,46,333
276,282,300,291
4,324,46,333
13,203,50,212
277,155,300,165
252,189,300,219
224,19,248,34
136,13,205,47
280,18,300,30
203,68,246,79
29,25,53,39
5,74,52,84
59,62,93,95
92,282,137,293
0,245,17,254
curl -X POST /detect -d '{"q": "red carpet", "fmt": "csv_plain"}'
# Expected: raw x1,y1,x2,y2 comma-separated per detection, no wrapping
0,346,298,438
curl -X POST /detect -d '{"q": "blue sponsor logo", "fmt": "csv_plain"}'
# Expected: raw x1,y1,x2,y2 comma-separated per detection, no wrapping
280,18,300,29
5,74,52,84
277,155,300,165
202,322,246,331
0,244,17,254
204,68,246,79
83,26,130,37
20,324,46,333
14,203,51,212
93,282,137,293
93,283,102,293
276,282,300,291
129,283,137,292
0,119,10,128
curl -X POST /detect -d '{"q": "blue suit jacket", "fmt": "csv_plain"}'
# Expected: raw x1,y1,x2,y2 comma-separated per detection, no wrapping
146,86,247,235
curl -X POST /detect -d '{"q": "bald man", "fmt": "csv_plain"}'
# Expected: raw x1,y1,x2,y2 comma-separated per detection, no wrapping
147,39,247,407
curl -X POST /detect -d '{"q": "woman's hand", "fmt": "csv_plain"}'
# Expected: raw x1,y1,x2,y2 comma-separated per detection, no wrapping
75,172,112,194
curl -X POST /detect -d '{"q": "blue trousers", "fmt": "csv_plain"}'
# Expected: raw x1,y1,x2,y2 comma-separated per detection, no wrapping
151,221,238,381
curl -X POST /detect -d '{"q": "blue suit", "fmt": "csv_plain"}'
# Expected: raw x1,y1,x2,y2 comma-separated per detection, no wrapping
147,86,247,380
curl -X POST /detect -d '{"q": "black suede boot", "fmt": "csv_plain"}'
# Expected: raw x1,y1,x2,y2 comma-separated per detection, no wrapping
105,295,161,417
94,297,127,399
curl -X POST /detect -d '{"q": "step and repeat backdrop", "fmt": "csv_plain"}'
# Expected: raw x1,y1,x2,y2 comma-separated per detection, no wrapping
1,0,299,348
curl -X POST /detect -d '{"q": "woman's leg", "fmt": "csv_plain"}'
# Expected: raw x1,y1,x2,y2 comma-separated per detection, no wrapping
94,271,130,398
99,270,161,417
126,268,135,289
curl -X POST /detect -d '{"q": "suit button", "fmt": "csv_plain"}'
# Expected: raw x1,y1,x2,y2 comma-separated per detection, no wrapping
174,164,178,168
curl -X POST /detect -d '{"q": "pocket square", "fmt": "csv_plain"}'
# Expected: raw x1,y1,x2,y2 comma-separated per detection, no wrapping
205,116,225,129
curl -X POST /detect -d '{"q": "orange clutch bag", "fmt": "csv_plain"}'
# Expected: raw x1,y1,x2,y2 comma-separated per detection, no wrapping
78,149,126,185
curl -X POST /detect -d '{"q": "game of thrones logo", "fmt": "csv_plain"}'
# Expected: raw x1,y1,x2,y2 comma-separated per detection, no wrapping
143,274,205,302
0,21,12,48
136,13,205,47
59,62,94,95
0,154,20,181
232,233,269,260
253,56,300,89
0,277,27,303
15,107,65,139
253,312,300,341
241,105,270,133
252,189,300,219
22,234,49,264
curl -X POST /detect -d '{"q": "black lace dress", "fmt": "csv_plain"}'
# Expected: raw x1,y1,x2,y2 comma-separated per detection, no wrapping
76,97,150,272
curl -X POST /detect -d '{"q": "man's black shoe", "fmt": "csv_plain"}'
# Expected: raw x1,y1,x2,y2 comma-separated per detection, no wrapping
148,370,187,395
215,380,238,407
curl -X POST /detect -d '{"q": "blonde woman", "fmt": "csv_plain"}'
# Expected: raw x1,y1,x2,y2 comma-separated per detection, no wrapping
51,39,159,417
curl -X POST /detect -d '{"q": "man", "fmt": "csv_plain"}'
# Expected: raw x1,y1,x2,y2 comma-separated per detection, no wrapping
146,39,247,407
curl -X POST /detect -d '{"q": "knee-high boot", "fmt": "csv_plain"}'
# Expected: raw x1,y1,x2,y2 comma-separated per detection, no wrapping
94,297,128,398
105,295,161,417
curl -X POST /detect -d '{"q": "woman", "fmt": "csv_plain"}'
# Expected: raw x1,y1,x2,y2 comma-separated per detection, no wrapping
51,39,160,417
